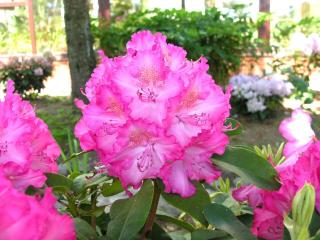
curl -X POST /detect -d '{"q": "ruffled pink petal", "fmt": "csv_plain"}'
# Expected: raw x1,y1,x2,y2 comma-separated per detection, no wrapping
232,185,263,208
160,160,196,197
252,208,284,240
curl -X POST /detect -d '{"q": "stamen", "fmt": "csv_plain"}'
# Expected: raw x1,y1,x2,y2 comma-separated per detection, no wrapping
137,145,154,172
137,88,158,102
0,141,8,156
177,113,209,127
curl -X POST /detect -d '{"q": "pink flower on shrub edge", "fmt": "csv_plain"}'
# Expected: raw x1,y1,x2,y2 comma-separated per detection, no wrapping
0,171,75,240
233,109,319,240
278,109,315,168
75,30,231,197
0,80,60,191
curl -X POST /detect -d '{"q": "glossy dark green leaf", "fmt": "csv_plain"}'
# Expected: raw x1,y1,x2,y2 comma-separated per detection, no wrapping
45,172,73,191
224,118,243,136
311,233,320,240
107,180,154,240
156,214,195,232
309,212,320,236
148,222,172,240
161,182,210,225
191,229,228,240
74,218,97,240
101,179,124,197
238,214,253,228
212,146,281,190
204,203,256,240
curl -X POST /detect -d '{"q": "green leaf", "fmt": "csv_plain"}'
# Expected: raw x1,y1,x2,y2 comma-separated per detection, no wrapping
311,233,320,240
204,203,256,240
101,179,124,197
45,172,73,191
72,173,109,194
156,214,195,232
191,229,228,240
72,174,88,194
161,182,210,225
309,212,320,236
148,222,172,240
74,218,97,240
212,146,281,190
224,118,243,136
107,180,154,240
85,174,109,188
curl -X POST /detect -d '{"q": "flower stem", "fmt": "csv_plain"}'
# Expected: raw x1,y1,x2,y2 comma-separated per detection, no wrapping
141,181,161,239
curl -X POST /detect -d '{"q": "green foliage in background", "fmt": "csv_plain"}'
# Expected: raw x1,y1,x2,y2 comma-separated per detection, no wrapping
0,0,66,54
273,16,320,47
92,7,271,85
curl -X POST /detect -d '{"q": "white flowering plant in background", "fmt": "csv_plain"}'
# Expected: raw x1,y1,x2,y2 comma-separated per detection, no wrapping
230,74,293,119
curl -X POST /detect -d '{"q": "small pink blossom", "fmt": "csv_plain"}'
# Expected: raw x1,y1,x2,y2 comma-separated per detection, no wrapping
0,80,60,191
75,31,231,197
279,109,315,167
0,171,75,240
33,67,44,76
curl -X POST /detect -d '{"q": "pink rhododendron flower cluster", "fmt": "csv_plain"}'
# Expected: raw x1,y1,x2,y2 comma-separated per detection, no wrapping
0,81,75,239
0,171,75,240
75,30,231,197
0,80,60,191
233,109,319,240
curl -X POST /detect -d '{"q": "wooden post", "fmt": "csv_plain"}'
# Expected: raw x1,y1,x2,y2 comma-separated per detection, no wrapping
0,1,36,54
258,0,270,43
27,0,37,54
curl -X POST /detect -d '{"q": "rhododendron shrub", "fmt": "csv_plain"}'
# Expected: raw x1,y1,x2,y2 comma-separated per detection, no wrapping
75,30,231,197
2,31,320,240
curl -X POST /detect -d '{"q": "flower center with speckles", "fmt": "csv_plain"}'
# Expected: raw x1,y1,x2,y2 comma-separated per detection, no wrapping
137,88,158,102
177,113,209,127
0,141,8,156
137,144,154,172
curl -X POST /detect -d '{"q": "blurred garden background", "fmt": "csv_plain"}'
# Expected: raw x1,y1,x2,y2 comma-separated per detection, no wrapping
0,0,319,150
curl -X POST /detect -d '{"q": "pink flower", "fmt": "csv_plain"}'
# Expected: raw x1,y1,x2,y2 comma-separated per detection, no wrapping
232,185,263,208
0,80,60,191
279,109,315,167
252,208,284,240
75,31,231,197
0,171,75,240
293,141,320,212
233,109,318,239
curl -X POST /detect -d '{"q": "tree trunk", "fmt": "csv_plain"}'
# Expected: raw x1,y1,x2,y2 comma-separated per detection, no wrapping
181,0,185,9
63,0,96,100
258,0,270,44
98,0,111,28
